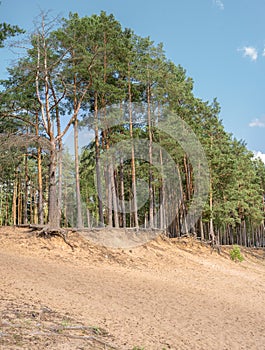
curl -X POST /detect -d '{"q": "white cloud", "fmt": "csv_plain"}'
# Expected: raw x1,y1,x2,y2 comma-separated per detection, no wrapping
213,0,224,10
253,151,265,164
239,46,258,61
262,48,265,57
249,117,265,128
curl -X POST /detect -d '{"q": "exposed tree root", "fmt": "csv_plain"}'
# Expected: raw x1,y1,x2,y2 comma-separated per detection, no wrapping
29,224,75,251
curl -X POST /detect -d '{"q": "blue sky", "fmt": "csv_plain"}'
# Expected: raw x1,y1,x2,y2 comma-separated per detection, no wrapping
1,0,265,159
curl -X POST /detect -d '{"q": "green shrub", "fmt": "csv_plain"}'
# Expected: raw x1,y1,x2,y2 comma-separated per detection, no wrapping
230,245,244,262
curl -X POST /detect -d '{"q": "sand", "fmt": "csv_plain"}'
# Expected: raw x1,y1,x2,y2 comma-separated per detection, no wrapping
0,226,265,349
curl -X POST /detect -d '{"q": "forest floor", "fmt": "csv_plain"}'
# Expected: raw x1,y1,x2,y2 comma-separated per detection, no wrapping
0,227,265,350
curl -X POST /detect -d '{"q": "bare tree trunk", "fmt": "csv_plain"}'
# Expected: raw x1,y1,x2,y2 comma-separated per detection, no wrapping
147,83,154,228
30,186,33,224
107,163,113,227
56,129,62,228
110,165,119,227
5,189,9,225
37,147,44,224
120,158,126,227
48,139,60,229
33,189,38,224
200,217,204,240
12,172,17,226
176,164,188,235
159,141,166,229
209,185,214,241
183,155,193,202
34,112,44,225
17,176,21,225
86,207,91,228
209,135,215,244
209,172,215,243
128,63,138,228
94,93,104,226
23,152,28,224
74,117,83,229
63,184,68,227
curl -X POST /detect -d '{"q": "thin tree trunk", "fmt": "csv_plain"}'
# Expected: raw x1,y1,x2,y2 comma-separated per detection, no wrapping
63,185,68,227
12,174,17,226
113,168,119,227
94,93,104,225
86,207,91,228
159,142,166,230
17,175,21,225
108,163,119,228
176,164,188,235
5,189,9,225
209,135,215,244
128,63,138,228
22,152,28,224
209,179,215,242
147,83,154,228
120,158,126,228
33,188,38,224
74,117,83,228
37,146,44,225
107,163,113,227
56,129,62,227
48,139,60,229
30,186,33,224
200,217,204,240
35,112,44,225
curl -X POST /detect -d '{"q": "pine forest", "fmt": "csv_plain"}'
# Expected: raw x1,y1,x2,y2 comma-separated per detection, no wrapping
1,11,265,248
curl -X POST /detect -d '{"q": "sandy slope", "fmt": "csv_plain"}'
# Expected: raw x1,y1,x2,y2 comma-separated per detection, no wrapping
0,226,265,350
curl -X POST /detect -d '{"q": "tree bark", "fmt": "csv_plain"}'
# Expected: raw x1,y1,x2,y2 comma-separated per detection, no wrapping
48,139,60,229
147,83,154,228
23,152,28,224
110,164,119,227
74,117,83,228
120,158,126,227
94,93,104,226
128,64,139,229
12,173,17,226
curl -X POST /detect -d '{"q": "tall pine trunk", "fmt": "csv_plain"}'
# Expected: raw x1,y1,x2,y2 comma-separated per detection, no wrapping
94,93,104,225
35,112,44,225
12,172,17,225
159,135,166,230
209,135,215,244
37,150,44,226
176,164,188,235
74,117,83,228
23,152,28,224
110,163,119,227
147,83,154,228
128,64,139,228
48,139,60,229
120,158,126,227
209,172,215,243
